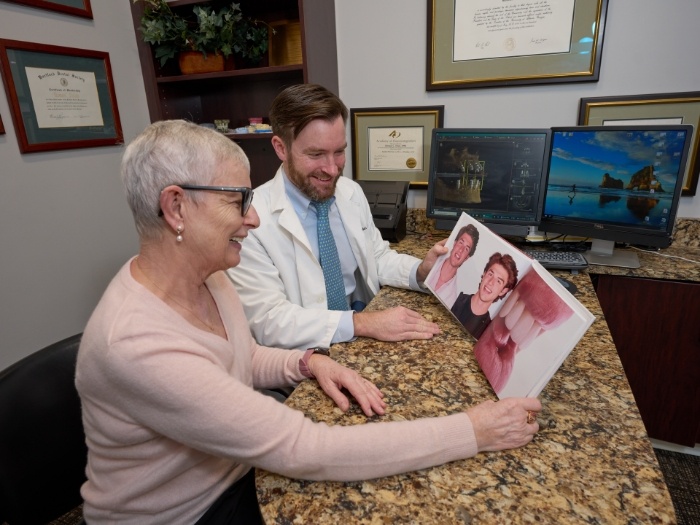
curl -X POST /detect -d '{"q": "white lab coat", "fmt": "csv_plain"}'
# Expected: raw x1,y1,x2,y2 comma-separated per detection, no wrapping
227,168,420,349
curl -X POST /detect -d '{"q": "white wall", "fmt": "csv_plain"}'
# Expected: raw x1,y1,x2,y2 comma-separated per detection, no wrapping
0,2,147,369
335,0,700,218
0,0,698,369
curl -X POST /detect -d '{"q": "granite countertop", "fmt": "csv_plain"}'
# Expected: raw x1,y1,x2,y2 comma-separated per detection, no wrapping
406,213,700,282
256,233,677,524
586,243,700,281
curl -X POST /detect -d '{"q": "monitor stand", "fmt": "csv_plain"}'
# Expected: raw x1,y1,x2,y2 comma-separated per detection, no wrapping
584,239,640,269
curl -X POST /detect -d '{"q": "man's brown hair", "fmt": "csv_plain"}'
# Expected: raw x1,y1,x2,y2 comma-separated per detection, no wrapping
269,84,348,148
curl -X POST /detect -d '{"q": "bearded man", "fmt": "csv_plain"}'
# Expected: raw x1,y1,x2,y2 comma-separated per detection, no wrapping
227,84,447,350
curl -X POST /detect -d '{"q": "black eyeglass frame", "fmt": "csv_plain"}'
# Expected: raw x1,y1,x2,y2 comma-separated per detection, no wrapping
166,184,254,217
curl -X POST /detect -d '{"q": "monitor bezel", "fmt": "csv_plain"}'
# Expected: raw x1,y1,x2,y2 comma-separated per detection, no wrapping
426,127,552,233
539,124,694,249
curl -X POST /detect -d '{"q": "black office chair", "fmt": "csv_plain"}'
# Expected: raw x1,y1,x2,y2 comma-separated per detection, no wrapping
0,334,86,525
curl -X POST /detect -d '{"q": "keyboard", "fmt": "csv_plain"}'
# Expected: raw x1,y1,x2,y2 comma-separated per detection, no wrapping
523,249,588,270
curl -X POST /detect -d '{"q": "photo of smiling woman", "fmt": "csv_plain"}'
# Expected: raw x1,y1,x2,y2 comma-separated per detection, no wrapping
424,223,480,308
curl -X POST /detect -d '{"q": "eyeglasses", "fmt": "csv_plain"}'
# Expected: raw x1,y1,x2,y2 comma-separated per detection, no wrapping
177,185,254,217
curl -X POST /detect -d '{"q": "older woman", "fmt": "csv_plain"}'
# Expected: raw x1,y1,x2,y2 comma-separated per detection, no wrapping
76,120,541,524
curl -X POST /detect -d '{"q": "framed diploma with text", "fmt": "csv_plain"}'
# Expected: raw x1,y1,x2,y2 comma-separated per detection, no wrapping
0,39,123,153
0,0,92,19
579,92,700,196
351,106,444,188
427,0,608,90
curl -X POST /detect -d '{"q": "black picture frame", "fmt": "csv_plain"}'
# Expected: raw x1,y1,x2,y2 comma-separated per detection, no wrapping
0,39,123,153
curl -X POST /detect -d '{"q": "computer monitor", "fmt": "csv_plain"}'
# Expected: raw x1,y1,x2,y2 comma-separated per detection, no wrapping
539,125,693,268
426,128,551,237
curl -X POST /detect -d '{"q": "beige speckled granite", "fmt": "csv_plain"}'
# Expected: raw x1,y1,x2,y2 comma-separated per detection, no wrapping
674,218,700,248
409,208,700,245
256,233,678,524
406,207,434,234
407,210,700,280
576,217,700,281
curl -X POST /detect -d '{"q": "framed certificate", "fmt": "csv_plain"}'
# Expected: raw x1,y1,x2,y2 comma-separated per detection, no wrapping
351,106,444,188
579,92,700,196
0,0,92,19
0,39,123,153
427,0,608,90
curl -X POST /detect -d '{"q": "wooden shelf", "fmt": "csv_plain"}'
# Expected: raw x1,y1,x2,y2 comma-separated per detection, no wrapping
131,0,337,188
155,64,303,84
167,0,207,7
224,132,273,140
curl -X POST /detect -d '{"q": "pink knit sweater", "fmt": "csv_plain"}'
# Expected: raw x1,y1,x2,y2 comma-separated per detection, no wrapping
76,259,477,523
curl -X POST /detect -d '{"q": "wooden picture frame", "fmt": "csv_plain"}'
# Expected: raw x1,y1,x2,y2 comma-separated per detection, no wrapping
579,92,700,196
0,0,92,19
0,39,123,154
351,106,444,188
427,0,608,90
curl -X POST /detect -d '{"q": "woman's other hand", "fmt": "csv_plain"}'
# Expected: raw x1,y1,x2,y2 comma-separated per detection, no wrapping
466,397,542,452
307,355,386,417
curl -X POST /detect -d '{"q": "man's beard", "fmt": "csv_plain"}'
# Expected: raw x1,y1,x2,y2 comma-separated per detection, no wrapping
286,155,342,202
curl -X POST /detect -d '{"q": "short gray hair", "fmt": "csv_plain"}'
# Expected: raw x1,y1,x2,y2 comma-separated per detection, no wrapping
121,120,250,239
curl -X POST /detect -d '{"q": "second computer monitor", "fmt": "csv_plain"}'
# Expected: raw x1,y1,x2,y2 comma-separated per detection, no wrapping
426,128,551,237
540,125,693,268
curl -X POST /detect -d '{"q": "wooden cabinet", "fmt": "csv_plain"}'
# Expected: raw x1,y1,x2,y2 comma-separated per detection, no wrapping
593,274,700,446
129,0,338,188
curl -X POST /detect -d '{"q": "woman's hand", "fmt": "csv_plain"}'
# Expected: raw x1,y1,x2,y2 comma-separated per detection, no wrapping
307,354,386,417
465,397,542,452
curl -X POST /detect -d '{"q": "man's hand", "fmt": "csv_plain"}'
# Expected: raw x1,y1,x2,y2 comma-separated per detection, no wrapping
416,239,449,283
307,355,386,417
353,307,441,341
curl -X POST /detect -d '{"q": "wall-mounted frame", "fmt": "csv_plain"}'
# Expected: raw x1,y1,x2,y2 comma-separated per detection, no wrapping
0,0,92,19
0,39,123,154
579,92,700,196
427,0,608,91
351,106,444,188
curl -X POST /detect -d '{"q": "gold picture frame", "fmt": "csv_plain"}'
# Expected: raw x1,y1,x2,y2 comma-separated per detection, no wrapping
579,92,700,196
350,106,444,188
427,0,608,90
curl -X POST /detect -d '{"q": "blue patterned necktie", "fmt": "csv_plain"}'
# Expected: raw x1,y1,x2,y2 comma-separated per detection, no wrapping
311,200,348,311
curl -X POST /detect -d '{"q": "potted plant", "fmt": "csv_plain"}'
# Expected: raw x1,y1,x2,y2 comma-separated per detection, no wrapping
233,18,272,67
133,0,271,74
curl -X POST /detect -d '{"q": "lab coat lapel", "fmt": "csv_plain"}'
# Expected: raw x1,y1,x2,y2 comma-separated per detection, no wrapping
335,181,370,281
269,170,313,255
269,170,326,307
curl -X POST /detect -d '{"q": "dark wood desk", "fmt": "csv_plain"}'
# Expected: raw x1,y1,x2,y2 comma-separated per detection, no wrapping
589,245,700,447
256,235,676,524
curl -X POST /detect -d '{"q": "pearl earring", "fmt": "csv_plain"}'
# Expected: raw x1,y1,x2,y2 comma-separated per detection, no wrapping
176,225,183,243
